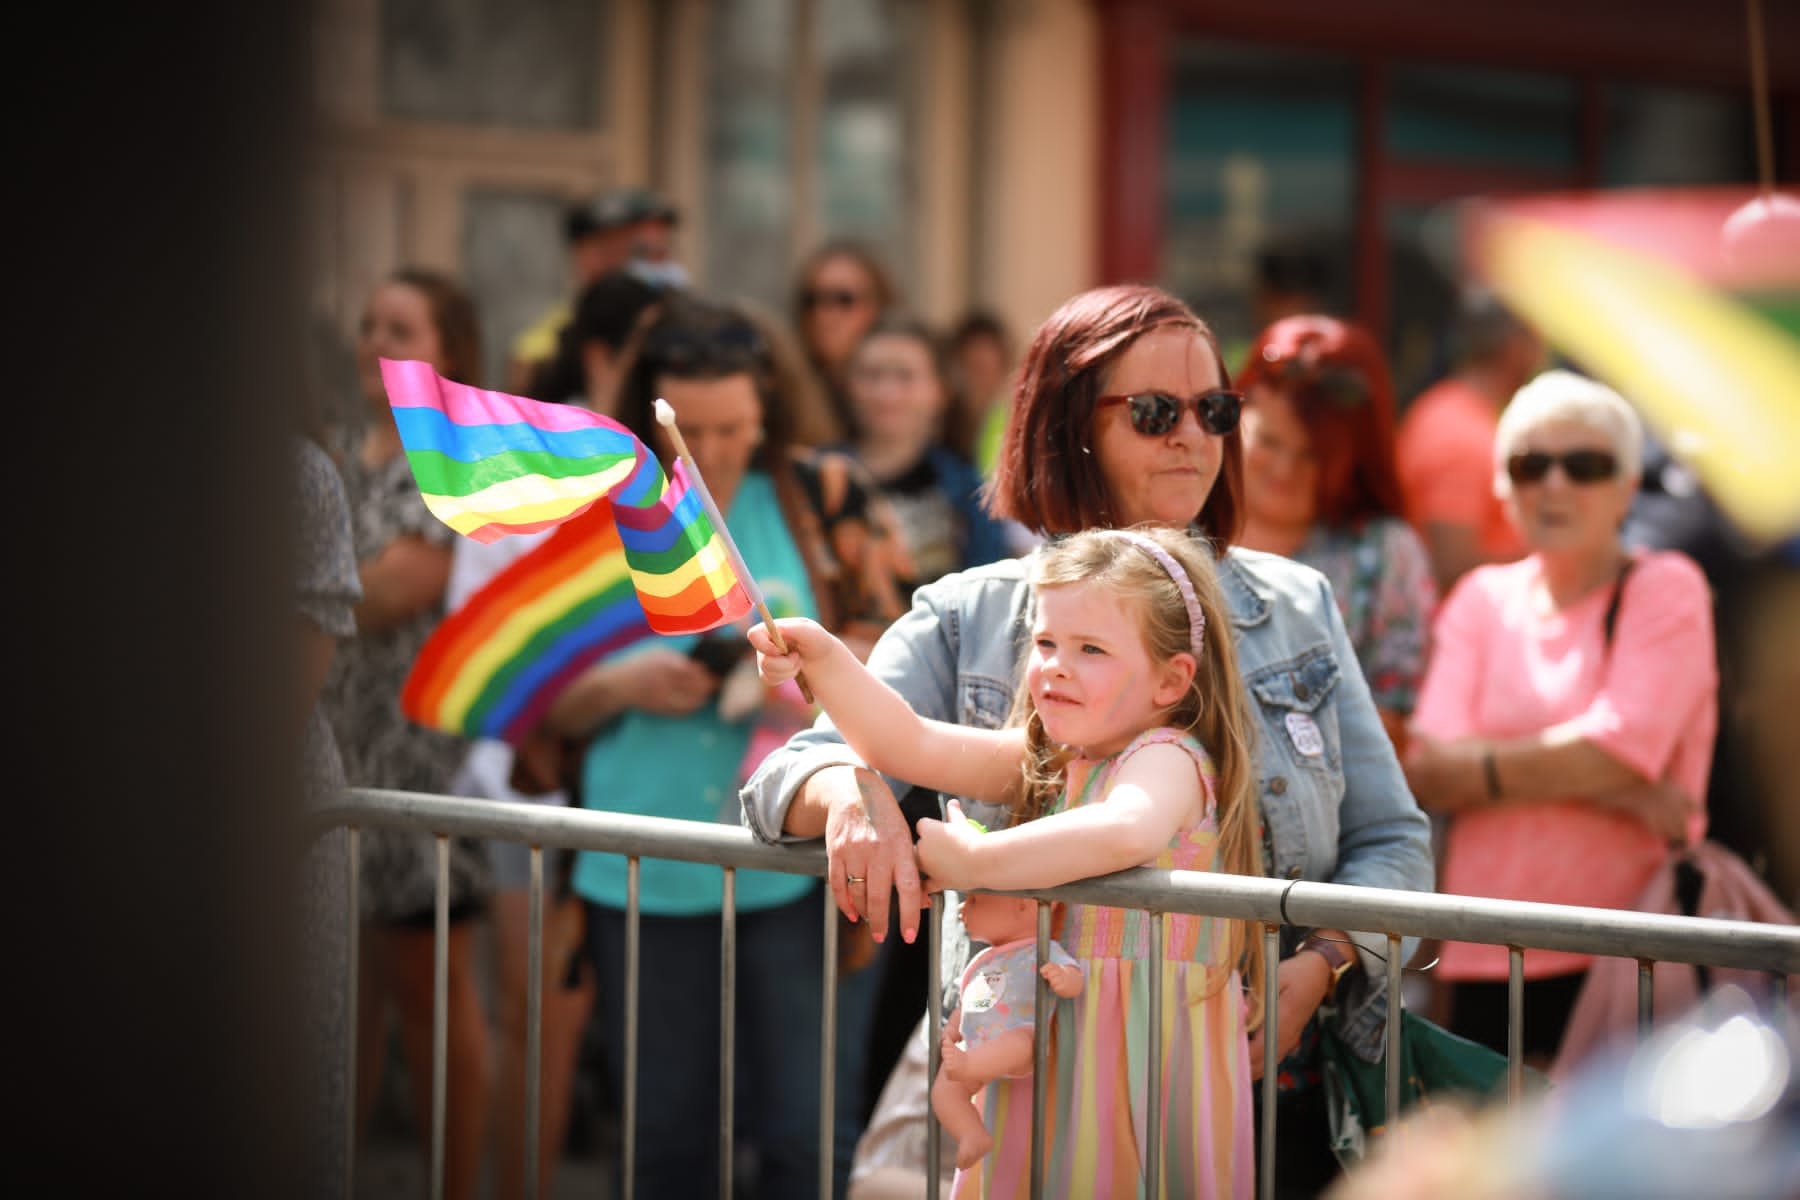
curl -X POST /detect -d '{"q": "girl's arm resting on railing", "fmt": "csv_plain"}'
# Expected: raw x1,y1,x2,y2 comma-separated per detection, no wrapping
915,746,1202,893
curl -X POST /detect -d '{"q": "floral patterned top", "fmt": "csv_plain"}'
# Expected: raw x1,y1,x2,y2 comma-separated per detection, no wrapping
320,428,487,920
1294,516,1437,716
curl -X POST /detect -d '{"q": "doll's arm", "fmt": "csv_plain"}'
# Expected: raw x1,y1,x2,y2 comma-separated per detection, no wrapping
1040,961,1084,998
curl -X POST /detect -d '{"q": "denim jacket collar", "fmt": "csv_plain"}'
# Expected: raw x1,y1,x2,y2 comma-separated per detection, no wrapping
1219,551,1273,629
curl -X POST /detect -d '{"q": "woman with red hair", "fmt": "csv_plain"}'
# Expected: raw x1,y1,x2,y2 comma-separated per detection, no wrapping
1236,316,1437,752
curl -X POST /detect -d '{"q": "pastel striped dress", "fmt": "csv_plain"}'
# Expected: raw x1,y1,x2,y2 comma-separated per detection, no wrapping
952,728,1254,1200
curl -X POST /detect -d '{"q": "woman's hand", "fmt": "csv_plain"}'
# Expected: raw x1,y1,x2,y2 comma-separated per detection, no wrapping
1401,734,1485,813
618,648,720,718
1594,777,1695,845
810,764,925,943
915,799,987,893
1245,950,1334,1081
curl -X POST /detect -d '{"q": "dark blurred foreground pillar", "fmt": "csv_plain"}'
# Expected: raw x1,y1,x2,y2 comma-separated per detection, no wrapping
17,1,313,1195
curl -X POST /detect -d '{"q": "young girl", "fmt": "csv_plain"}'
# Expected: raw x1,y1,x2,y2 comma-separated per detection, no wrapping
748,524,1263,1199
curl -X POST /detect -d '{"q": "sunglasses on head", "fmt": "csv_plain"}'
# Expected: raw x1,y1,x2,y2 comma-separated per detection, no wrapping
642,318,769,373
1253,337,1370,408
801,287,868,312
1505,449,1619,486
1097,389,1243,437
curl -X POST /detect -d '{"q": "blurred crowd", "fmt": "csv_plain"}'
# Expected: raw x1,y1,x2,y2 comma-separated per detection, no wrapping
294,183,1798,1199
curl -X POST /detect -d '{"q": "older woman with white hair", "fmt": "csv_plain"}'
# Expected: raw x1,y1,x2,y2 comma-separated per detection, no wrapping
1403,369,1717,1066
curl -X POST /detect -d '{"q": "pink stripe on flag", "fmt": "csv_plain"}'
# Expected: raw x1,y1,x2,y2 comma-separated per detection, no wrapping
382,358,615,433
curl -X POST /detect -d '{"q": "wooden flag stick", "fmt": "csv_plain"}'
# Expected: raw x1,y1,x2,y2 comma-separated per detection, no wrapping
653,398,813,703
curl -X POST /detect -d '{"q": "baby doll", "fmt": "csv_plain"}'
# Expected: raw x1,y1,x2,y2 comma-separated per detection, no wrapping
936,890,1084,1168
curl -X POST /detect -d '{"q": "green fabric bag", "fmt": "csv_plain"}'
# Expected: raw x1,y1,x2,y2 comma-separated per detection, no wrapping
1318,1009,1549,1164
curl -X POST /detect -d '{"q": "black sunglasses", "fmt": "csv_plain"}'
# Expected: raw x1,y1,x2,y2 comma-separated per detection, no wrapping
1505,449,1619,486
800,287,868,312
1097,389,1243,437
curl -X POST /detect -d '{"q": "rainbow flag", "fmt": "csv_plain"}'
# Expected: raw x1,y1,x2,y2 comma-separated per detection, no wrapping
1462,186,1800,544
380,358,756,740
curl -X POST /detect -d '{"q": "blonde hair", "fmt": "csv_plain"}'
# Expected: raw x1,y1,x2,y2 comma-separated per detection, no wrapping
1008,524,1265,1011
1493,369,1644,501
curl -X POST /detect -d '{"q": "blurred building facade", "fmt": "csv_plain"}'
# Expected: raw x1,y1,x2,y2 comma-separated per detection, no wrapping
306,0,1796,402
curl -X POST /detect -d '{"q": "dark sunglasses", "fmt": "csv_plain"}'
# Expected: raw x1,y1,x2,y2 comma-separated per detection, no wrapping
1097,389,1243,437
800,287,868,312
1505,449,1619,486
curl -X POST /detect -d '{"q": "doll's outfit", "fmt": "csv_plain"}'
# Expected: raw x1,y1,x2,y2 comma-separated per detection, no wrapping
956,938,1079,1075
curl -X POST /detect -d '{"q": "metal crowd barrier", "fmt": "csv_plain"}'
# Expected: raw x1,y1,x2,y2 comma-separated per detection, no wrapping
314,789,1800,1200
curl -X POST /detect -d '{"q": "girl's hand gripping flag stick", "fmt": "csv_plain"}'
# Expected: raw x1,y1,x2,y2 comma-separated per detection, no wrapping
653,398,815,704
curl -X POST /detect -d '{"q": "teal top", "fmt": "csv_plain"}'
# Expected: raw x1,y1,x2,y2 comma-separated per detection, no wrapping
572,470,820,916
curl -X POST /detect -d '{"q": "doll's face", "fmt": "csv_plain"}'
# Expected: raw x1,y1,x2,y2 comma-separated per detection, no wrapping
959,891,1039,946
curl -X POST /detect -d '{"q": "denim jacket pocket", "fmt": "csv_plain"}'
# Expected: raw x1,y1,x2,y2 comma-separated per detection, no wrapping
1246,646,1344,776
959,676,1013,732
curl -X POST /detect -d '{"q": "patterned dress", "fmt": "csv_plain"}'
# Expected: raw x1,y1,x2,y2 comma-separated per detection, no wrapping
1293,516,1436,717
320,430,488,921
293,437,361,1195
953,729,1254,1200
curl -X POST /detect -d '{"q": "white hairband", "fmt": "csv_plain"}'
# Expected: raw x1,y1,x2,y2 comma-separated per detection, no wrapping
1108,530,1205,658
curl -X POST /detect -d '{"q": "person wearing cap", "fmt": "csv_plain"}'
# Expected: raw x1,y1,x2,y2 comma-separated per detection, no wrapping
505,185,685,391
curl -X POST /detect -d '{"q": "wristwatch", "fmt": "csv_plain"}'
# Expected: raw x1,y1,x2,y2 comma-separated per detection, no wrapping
1299,932,1358,1001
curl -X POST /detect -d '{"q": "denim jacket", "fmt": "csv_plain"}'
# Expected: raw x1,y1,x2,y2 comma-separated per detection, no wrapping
740,545,1434,1060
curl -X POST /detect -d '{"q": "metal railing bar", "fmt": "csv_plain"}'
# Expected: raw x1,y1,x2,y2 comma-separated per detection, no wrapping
317,794,1799,976
525,846,544,1200
331,789,1798,1199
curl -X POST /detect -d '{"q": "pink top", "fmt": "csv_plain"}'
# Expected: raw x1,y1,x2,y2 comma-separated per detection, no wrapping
1395,378,1526,562
1412,550,1716,979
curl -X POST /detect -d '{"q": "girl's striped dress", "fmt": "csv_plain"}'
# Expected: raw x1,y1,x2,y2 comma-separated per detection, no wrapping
951,727,1254,1199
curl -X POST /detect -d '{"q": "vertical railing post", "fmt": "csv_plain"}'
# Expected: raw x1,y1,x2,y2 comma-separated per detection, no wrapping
1507,947,1525,1105
817,880,837,1200
624,857,640,1200
524,846,544,1200
1146,911,1165,1200
344,826,360,1200
1385,933,1403,1127
1637,960,1655,1039
926,894,944,1200
721,868,738,1200
431,836,449,1200
1259,925,1280,1200
1030,901,1050,1200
